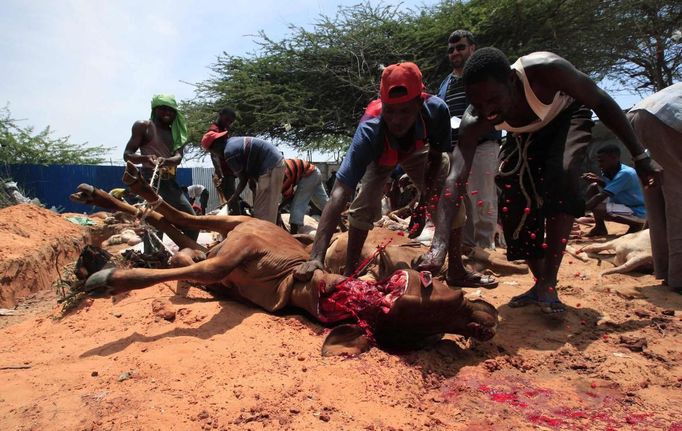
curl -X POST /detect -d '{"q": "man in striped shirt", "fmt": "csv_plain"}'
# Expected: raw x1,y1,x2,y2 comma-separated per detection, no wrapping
281,159,329,234
438,30,501,252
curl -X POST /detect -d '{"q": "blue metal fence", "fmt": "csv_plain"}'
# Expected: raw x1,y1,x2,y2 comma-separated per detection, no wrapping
5,164,193,213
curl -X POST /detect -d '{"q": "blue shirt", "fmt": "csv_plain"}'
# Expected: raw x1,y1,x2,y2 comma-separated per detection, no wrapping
603,164,646,218
224,137,283,178
336,94,452,189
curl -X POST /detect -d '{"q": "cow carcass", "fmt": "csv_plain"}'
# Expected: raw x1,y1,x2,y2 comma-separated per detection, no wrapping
579,229,653,276
70,162,499,355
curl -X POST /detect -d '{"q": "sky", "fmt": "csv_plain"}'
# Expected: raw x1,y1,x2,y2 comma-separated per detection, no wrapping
1,0,646,167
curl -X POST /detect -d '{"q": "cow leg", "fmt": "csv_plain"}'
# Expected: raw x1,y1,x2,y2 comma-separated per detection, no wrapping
601,254,650,276
86,231,256,293
580,239,617,254
123,161,247,236
70,184,204,252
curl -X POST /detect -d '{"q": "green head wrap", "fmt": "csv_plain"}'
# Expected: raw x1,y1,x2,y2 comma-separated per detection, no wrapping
150,94,188,151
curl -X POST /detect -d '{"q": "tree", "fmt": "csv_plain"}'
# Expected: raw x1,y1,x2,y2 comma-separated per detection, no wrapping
0,106,109,165
185,0,681,153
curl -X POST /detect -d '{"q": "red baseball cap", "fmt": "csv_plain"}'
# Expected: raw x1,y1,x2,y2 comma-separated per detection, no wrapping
379,62,424,105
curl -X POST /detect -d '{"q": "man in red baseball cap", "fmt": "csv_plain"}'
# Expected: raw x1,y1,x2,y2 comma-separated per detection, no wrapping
294,62,492,289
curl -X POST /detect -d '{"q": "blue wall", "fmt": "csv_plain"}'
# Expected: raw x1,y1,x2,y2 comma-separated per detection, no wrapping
5,164,193,213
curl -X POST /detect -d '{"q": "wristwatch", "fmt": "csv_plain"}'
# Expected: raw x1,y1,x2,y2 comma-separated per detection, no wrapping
633,149,651,162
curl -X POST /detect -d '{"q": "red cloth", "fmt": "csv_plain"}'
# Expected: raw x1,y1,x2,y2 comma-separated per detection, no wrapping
201,123,229,150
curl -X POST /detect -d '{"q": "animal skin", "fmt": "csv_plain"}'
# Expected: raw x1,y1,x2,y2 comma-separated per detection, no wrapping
69,162,499,355
579,229,653,276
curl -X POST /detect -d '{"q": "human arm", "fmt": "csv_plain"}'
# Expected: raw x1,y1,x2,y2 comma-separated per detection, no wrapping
228,173,249,205
416,108,492,271
531,54,662,187
581,172,605,187
123,121,155,165
293,181,354,281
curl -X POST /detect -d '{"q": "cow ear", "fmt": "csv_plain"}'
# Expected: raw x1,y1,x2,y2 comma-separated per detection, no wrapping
321,324,371,357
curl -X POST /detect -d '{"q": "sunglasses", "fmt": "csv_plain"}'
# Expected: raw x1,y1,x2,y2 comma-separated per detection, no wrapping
447,44,468,54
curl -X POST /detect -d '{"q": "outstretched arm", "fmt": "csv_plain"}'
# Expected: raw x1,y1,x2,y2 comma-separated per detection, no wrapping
417,110,492,271
536,55,662,186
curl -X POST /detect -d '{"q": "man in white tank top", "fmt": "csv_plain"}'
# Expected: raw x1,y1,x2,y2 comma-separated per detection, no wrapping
416,47,661,314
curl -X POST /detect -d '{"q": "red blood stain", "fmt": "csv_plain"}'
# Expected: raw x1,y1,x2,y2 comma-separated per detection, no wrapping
524,207,531,214
575,272,581,277
397,231,405,236
669,422,682,431
561,238,568,244
471,190,479,196
502,206,509,213
476,199,484,207
527,413,563,427
530,233,537,239
625,413,651,425
590,382,598,389
576,303,581,308
408,223,420,236
542,243,549,249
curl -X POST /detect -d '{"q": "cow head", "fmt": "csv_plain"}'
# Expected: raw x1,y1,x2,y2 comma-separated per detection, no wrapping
317,269,498,356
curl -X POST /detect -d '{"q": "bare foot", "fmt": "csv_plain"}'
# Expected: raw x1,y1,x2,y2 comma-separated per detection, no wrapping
585,226,608,237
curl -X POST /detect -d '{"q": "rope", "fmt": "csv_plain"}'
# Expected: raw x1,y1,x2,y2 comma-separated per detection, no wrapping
498,134,543,240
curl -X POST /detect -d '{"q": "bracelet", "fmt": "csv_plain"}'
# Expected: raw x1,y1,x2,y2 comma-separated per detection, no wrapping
633,149,651,161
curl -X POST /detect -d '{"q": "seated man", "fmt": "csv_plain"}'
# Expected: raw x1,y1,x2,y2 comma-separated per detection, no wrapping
583,144,646,236
72,164,499,354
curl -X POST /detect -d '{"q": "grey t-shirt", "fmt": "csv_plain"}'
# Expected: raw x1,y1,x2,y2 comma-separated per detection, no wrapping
224,137,283,178
630,82,682,134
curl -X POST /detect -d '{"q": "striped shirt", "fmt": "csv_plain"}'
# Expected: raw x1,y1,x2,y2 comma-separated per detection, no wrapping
444,75,467,144
282,159,316,198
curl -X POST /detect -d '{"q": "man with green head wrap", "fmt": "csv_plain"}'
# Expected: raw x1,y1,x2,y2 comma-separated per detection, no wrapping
124,94,199,245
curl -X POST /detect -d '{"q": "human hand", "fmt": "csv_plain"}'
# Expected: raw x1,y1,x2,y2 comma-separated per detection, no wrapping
294,259,324,281
580,172,601,183
635,157,663,189
408,205,427,238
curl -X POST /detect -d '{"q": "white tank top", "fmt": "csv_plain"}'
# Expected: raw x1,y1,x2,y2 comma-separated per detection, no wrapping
495,55,574,133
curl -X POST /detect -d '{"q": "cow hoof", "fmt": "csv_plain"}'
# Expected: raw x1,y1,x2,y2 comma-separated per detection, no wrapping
85,268,115,296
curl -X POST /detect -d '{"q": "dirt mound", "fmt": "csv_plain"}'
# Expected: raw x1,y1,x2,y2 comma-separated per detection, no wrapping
0,218,681,430
0,204,88,307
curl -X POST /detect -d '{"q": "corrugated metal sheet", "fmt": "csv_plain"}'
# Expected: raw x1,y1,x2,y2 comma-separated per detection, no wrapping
4,162,340,214
190,167,222,213
5,164,192,213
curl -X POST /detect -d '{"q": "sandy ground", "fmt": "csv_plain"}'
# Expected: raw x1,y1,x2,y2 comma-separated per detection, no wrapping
0,204,681,431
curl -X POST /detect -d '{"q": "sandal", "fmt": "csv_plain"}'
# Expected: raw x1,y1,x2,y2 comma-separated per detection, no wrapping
538,299,567,314
508,290,539,308
446,271,498,289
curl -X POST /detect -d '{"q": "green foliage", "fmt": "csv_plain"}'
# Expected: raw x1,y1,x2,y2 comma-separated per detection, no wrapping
185,0,681,153
0,106,110,165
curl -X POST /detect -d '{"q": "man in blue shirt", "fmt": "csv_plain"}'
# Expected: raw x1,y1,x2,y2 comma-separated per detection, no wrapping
583,144,646,236
205,136,285,224
295,62,491,288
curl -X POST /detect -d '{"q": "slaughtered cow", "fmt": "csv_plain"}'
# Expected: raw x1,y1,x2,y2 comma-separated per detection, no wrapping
69,162,498,355
579,229,653,276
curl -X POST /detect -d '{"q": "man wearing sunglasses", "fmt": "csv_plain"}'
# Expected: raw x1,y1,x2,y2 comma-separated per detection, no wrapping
436,30,499,288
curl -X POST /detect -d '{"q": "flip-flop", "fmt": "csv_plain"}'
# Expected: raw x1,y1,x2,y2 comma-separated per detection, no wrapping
538,299,567,314
447,272,499,289
508,290,539,308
